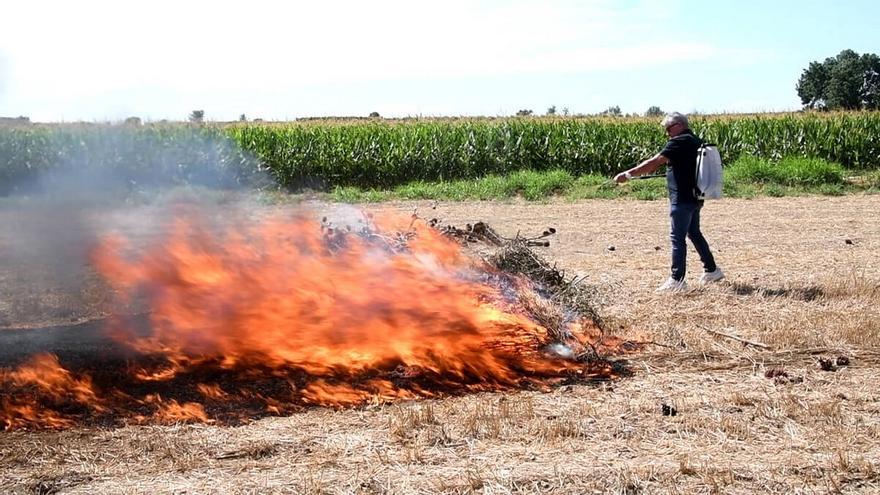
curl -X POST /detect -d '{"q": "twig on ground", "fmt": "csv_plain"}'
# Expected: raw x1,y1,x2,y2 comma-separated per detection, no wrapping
623,340,677,349
701,326,771,350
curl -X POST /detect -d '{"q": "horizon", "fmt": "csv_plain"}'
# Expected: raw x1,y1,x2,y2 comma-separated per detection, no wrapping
0,109,858,126
2,0,879,122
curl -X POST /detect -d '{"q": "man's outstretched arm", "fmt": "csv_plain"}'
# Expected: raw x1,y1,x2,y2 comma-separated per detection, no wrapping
614,153,670,183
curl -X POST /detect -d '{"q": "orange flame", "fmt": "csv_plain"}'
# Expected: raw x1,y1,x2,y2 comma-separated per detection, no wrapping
1,353,104,429
196,383,229,400
95,210,571,379
6,353,102,406
141,395,211,424
0,207,626,429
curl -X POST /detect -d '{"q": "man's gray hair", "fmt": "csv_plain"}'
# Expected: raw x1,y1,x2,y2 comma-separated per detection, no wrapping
661,112,689,129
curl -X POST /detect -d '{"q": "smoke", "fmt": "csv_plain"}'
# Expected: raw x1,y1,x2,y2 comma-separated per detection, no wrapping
0,125,273,329
7,125,271,196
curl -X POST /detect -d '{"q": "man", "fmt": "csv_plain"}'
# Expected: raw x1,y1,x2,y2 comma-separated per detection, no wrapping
613,112,724,292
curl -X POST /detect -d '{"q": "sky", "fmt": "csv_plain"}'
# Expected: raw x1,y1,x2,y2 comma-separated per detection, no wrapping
1,0,878,122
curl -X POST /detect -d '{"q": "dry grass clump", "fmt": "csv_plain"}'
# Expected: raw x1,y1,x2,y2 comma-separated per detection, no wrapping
490,240,607,336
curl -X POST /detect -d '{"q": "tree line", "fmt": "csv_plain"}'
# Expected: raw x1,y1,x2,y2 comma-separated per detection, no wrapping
798,49,880,110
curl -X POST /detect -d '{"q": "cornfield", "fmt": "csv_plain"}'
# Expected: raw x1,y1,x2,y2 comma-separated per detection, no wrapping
0,124,265,195
1,112,878,193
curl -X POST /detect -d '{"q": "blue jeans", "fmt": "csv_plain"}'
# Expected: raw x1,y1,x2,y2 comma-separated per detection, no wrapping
670,202,716,281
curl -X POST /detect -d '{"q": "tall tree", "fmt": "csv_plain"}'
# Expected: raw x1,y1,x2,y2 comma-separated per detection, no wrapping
600,105,622,117
645,106,664,117
797,49,880,110
826,50,862,110
796,61,830,109
189,110,205,123
861,52,880,110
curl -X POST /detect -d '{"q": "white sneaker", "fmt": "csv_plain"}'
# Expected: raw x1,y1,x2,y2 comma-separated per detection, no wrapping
656,277,687,293
699,268,725,285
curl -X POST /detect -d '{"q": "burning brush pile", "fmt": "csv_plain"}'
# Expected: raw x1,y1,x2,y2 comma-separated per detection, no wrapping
0,206,631,430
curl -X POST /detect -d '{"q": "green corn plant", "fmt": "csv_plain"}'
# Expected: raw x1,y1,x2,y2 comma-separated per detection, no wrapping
2,112,879,194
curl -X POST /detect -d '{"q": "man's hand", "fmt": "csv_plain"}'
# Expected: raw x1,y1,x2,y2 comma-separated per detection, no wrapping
614,171,631,184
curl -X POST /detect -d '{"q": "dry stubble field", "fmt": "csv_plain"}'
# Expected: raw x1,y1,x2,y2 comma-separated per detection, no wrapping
1,195,879,494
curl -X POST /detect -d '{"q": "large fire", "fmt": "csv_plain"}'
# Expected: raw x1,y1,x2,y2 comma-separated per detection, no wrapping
0,206,628,430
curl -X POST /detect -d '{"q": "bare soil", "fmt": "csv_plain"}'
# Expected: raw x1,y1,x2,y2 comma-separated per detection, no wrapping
1,195,879,494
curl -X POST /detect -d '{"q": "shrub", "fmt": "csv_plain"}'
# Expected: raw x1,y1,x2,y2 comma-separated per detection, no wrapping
725,155,844,186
